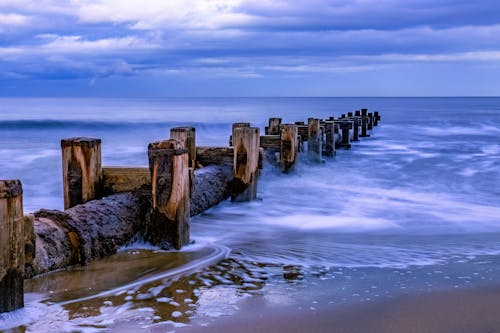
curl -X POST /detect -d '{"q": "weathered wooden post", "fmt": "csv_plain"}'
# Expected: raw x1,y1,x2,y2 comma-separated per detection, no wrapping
232,126,260,201
0,180,24,313
374,111,381,126
170,127,196,168
324,121,336,157
280,124,298,172
308,118,322,162
229,123,250,146
147,140,190,250
360,109,370,138
336,120,352,149
350,117,360,142
266,118,282,135
367,112,374,131
61,137,102,210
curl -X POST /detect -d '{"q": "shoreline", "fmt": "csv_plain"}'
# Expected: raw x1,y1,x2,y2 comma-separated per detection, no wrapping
179,284,500,333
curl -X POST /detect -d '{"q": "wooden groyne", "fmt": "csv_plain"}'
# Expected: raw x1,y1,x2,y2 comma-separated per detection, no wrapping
0,109,380,313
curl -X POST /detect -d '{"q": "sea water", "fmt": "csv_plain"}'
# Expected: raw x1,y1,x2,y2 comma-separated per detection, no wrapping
0,97,499,331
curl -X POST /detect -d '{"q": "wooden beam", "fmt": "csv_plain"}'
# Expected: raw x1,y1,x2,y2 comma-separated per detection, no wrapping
102,167,150,195
260,135,281,149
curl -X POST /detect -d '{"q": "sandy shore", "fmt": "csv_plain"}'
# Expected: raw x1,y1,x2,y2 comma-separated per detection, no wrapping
179,285,500,333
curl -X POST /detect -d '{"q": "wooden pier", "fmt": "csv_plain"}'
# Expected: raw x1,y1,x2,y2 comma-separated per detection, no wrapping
0,108,380,313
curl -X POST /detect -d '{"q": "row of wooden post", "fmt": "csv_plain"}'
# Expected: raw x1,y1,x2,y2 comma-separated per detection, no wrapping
0,108,379,313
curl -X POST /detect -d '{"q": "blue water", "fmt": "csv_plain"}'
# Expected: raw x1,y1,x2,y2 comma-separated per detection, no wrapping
1,97,500,331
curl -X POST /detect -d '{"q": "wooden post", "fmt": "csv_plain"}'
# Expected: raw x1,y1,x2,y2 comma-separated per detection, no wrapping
229,123,250,146
348,112,353,117
147,140,190,250
232,127,260,201
280,124,298,172
266,118,282,135
355,110,361,117
367,112,374,131
336,120,352,149
360,109,370,138
170,127,196,168
0,180,24,313
374,111,380,126
308,118,322,162
61,137,102,210
324,121,336,157
350,117,360,142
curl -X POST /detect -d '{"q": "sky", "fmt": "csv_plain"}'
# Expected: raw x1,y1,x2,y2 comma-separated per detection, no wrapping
1,0,500,97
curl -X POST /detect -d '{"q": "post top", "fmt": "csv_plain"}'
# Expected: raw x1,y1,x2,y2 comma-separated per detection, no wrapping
170,126,195,132
233,126,259,135
149,139,183,150
0,179,22,198
232,122,251,130
61,137,101,148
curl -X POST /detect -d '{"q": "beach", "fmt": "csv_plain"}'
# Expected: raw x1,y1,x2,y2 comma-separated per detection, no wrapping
179,285,500,333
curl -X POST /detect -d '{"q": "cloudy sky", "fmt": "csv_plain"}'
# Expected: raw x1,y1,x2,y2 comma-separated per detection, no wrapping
1,0,499,97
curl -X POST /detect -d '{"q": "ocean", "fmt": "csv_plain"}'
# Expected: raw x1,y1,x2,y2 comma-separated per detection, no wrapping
1,97,499,332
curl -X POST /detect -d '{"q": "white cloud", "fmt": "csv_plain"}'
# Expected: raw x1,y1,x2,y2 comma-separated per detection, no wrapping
39,35,160,53
0,13,30,26
345,51,500,63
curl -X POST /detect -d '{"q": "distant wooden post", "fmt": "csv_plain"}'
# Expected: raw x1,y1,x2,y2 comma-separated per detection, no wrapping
0,180,24,313
336,120,352,149
324,121,336,157
374,111,381,126
61,138,102,210
348,112,353,117
355,110,361,117
170,127,196,168
367,112,374,131
350,117,360,142
232,127,260,201
360,109,370,138
148,140,190,250
266,118,282,135
308,118,322,161
280,124,298,172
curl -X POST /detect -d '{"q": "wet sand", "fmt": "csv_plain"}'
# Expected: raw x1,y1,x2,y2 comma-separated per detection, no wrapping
180,285,500,333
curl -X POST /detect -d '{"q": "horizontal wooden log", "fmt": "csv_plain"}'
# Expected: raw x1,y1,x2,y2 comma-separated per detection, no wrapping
196,146,264,170
260,135,281,149
25,162,236,278
102,167,150,195
28,191,149,278
196,146,234,166
190,165,232,216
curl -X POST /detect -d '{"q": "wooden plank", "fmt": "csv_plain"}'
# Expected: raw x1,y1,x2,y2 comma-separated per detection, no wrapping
102,167,150,195
260,135,281,149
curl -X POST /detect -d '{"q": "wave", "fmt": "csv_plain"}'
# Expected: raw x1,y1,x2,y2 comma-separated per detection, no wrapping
0,119,230,131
